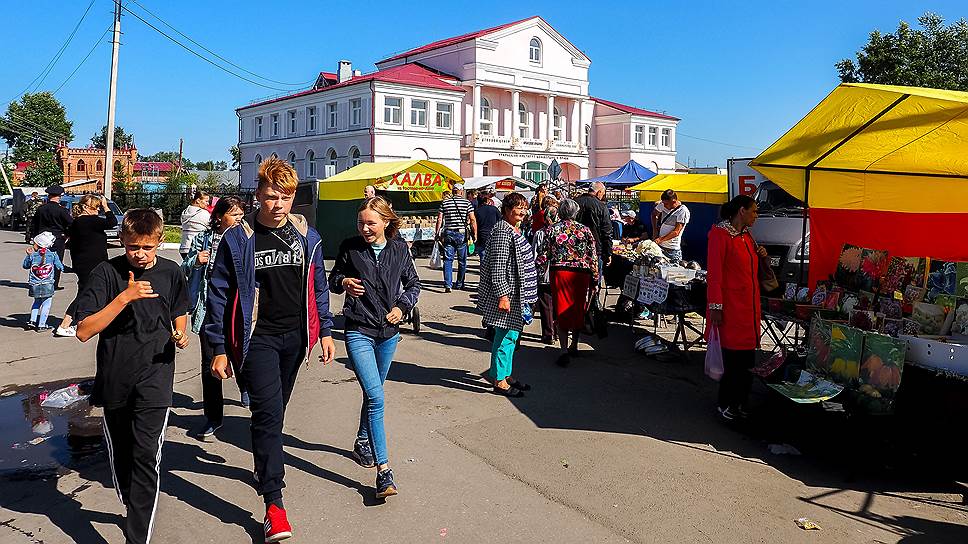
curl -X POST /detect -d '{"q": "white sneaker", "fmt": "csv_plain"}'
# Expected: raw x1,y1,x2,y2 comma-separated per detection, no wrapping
54,326,76,337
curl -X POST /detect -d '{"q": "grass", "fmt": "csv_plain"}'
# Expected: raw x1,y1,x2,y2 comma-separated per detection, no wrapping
163,225,181,244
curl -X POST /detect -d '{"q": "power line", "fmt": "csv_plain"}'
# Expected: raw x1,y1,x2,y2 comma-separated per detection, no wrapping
52,27,113,94
676,131,762,151
127,0,313,88
0,118,62,149
19,0,98,97
120,3,305,92
3,111,67,142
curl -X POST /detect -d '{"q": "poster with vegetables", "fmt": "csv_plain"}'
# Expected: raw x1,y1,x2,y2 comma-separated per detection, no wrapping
857,333,906,414
827,323,864,384
912,302,945,335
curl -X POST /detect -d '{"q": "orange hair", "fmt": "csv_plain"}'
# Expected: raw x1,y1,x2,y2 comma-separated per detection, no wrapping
257,157,298,194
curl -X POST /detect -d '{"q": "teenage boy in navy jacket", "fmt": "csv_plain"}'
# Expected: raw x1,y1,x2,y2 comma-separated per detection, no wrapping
205,157,335,542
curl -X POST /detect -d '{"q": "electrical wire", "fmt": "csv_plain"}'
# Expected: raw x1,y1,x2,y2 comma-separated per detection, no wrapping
19,0,98,97
120,3,305,92
3,111,67,143
0,118,62,149
676,131,762,151
127,0,313,88
52,27,113,94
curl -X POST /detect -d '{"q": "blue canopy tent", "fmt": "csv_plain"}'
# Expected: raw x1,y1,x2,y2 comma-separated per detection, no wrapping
578,160,657,187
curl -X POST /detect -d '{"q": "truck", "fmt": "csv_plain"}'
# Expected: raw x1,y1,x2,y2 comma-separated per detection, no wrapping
727,158,809,284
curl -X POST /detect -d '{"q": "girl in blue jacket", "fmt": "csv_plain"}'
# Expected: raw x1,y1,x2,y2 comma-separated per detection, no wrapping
23,231,64,331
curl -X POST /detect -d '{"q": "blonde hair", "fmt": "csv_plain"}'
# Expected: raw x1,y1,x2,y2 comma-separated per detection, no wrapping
359,196,400,239
74,194,101,217
257,157,298,194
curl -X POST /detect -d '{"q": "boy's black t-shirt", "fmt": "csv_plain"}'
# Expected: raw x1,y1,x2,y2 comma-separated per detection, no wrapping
252,220,303,336
75,255,189,409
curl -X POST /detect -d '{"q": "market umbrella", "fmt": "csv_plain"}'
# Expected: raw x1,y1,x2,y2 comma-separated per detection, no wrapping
578,160,656,187
750,83,968,287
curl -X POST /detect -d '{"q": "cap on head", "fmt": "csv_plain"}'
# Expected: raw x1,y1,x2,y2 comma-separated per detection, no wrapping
46,185,64,196
453,183,464,192
33,231,56,249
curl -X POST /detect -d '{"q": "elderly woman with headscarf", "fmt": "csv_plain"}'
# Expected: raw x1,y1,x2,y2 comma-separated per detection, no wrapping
536,198,599,367
532,195,559,344
478,192,538,397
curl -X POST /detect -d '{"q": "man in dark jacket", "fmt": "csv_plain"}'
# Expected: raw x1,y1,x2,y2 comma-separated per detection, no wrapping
205,157,335,543
576,181,612,274
473,191,501,263
32,185,72,289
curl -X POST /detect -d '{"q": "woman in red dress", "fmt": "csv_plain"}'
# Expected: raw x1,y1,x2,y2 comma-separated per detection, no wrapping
706,195,768,421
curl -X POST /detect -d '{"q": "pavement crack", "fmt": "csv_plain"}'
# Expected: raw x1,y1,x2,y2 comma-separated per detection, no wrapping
0,518,43,543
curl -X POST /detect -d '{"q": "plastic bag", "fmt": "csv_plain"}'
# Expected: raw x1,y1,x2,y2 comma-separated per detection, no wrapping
429,242,443,270
705,326,724,381
41,384,89,409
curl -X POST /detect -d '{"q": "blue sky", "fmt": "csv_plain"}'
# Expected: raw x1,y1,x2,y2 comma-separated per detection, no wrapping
3,0,964,166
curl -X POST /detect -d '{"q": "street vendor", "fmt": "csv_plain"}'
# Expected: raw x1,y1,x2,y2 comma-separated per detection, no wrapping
652,189,690,262
620,211,648,242
363,185,376,198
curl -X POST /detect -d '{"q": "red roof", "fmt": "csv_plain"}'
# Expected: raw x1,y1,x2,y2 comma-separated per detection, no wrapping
15,161,32,172
238,63,464,111
134,161,175,172
591,97,679,121
378,16,541,64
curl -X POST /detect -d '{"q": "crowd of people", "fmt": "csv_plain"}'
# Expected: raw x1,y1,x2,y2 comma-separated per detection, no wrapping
10,159,770,542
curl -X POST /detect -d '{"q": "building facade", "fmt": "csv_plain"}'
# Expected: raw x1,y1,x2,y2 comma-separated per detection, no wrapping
236,16,679,189
55,144,138,191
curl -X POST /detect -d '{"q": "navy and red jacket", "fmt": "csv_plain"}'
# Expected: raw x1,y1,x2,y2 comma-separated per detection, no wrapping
203,212,334,368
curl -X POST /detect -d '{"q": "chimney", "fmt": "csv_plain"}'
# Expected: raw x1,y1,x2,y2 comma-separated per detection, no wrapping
353,69,362,77
338,60,352,83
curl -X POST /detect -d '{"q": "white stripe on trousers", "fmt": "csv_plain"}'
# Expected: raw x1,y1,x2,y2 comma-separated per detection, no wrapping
145,408,169,544
101,414,124,504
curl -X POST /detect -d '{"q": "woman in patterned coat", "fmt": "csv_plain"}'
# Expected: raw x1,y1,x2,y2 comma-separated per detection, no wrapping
478,192,538,398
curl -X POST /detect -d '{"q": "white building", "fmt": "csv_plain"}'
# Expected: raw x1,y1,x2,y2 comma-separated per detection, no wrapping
236,16,679,189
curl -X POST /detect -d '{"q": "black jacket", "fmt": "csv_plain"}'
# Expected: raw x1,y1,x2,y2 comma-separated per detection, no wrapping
33,201,73,240
576,193,613,260
329,236,421,339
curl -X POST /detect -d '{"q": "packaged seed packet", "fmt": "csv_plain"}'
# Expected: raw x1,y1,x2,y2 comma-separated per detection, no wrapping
912,302,945,335
824,288,843,311
882,256,927,294
903,285,927,306
901,318,921,336
857,291,875,311
879,298,903,319
841,293,860,314
849,309,878,331
857,249,889,292
784,282,798,301
881,318,902,337
828,322,864,384
952,301,968,337
857,332,906,414
957,263,968,298
835,244,863,289
927,260,957,301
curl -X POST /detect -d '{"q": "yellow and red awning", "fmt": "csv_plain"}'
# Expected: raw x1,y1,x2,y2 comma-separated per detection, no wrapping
318,160,462,202
630,173,727,204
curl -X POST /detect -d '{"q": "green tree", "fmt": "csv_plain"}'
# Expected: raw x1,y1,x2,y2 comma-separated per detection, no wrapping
215,160,228,171
92,125,135,149
195,160,215,171
229,145,240,169
139,151,193,170
112,160,132,194
837,13,968,90
0,92,73,162
23,151,64,187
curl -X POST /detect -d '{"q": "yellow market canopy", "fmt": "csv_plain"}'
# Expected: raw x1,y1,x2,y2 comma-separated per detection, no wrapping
750,83,968,213
318,160,462,202
631,174,727,204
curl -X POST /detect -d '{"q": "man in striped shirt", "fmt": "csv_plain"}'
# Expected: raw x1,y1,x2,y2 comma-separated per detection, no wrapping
435,184,478,292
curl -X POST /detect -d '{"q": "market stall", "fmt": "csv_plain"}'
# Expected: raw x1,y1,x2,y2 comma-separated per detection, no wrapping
316,160,461,256
578,160,657,188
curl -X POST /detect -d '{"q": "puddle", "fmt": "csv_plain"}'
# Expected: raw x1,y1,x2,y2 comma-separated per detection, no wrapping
0,380,104,480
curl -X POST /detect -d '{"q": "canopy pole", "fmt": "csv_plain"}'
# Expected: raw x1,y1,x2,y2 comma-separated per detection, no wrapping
798,168,811,286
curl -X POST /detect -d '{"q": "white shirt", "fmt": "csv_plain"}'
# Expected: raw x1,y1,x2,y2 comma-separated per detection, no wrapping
656,203,690,250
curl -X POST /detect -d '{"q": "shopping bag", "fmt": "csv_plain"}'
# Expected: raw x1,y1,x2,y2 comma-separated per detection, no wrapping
583,292,609,339
429,242,443,270
705,326,724,381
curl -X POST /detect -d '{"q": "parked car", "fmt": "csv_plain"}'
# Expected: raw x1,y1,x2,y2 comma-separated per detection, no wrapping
59,195,125,241
0,196,12,228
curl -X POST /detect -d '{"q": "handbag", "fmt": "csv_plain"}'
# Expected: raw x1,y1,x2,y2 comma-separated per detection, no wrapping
749,233,780,293
704,326,724,381
583,291,609,339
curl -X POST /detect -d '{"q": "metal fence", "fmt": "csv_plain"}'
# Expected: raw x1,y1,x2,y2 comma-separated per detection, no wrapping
113,186,257,224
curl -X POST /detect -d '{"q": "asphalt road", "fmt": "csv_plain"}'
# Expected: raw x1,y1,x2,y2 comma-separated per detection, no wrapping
0,229,965,543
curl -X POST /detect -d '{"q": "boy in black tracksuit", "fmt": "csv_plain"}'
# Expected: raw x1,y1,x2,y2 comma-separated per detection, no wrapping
76,209,189,544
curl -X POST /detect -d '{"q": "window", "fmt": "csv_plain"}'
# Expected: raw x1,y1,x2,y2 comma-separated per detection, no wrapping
96,160,103,172
77,159,86,172
634,125,644,145
411,99,427,126
584,124,590,147
522,161,547,184
479,97,492,134
254,154,263,180
114,160,121,171
529,37,541,63
435,102,452,129
384,97,401,124
288,110,297,134
239,118,243,141
482,162,489,176
287,151,297,171
518,102,529,138
328,149,338,171
307,107,317,131
553,107,563,141
271,113,279,136
350,98,362,126
648,126,657,146
350,147,362,166
256,117,263,138
661,127,671,147
307,150,316,177
327,103,338,129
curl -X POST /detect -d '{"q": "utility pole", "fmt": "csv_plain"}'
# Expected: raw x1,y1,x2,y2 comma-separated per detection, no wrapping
176,138,183,177
103,0,121,199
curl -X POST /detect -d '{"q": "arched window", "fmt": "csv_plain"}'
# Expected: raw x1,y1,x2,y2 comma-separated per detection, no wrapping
254,154,263,181
270,152,278,160
77,159,86,172
479,97,492,135
553,107,563,141
287,151,296,170
306,150,316,178
522,161,547,184
328,149,338,174
518,102,530,138
114,160,121,171
96,160,103,172
584,124,590,147
350,147,361,167
529,37,541,63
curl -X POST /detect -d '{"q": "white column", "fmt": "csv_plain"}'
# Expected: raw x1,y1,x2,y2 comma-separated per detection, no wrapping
546,94,555,143
577,99,585,148
511,90,520,140
472,85,481,138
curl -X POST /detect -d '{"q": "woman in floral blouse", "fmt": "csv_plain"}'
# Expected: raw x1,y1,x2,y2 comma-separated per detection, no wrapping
536,198,598,366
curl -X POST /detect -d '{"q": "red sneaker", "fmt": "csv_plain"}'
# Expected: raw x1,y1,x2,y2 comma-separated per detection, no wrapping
264,504,292,543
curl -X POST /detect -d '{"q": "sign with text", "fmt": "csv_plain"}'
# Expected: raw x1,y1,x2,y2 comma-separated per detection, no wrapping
727,158,768,199
377,172,453,192
495,179,516,191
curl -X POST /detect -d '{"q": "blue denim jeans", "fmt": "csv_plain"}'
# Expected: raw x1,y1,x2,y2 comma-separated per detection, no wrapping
661,247,683,262
442,229,467,288
346,331,400,466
